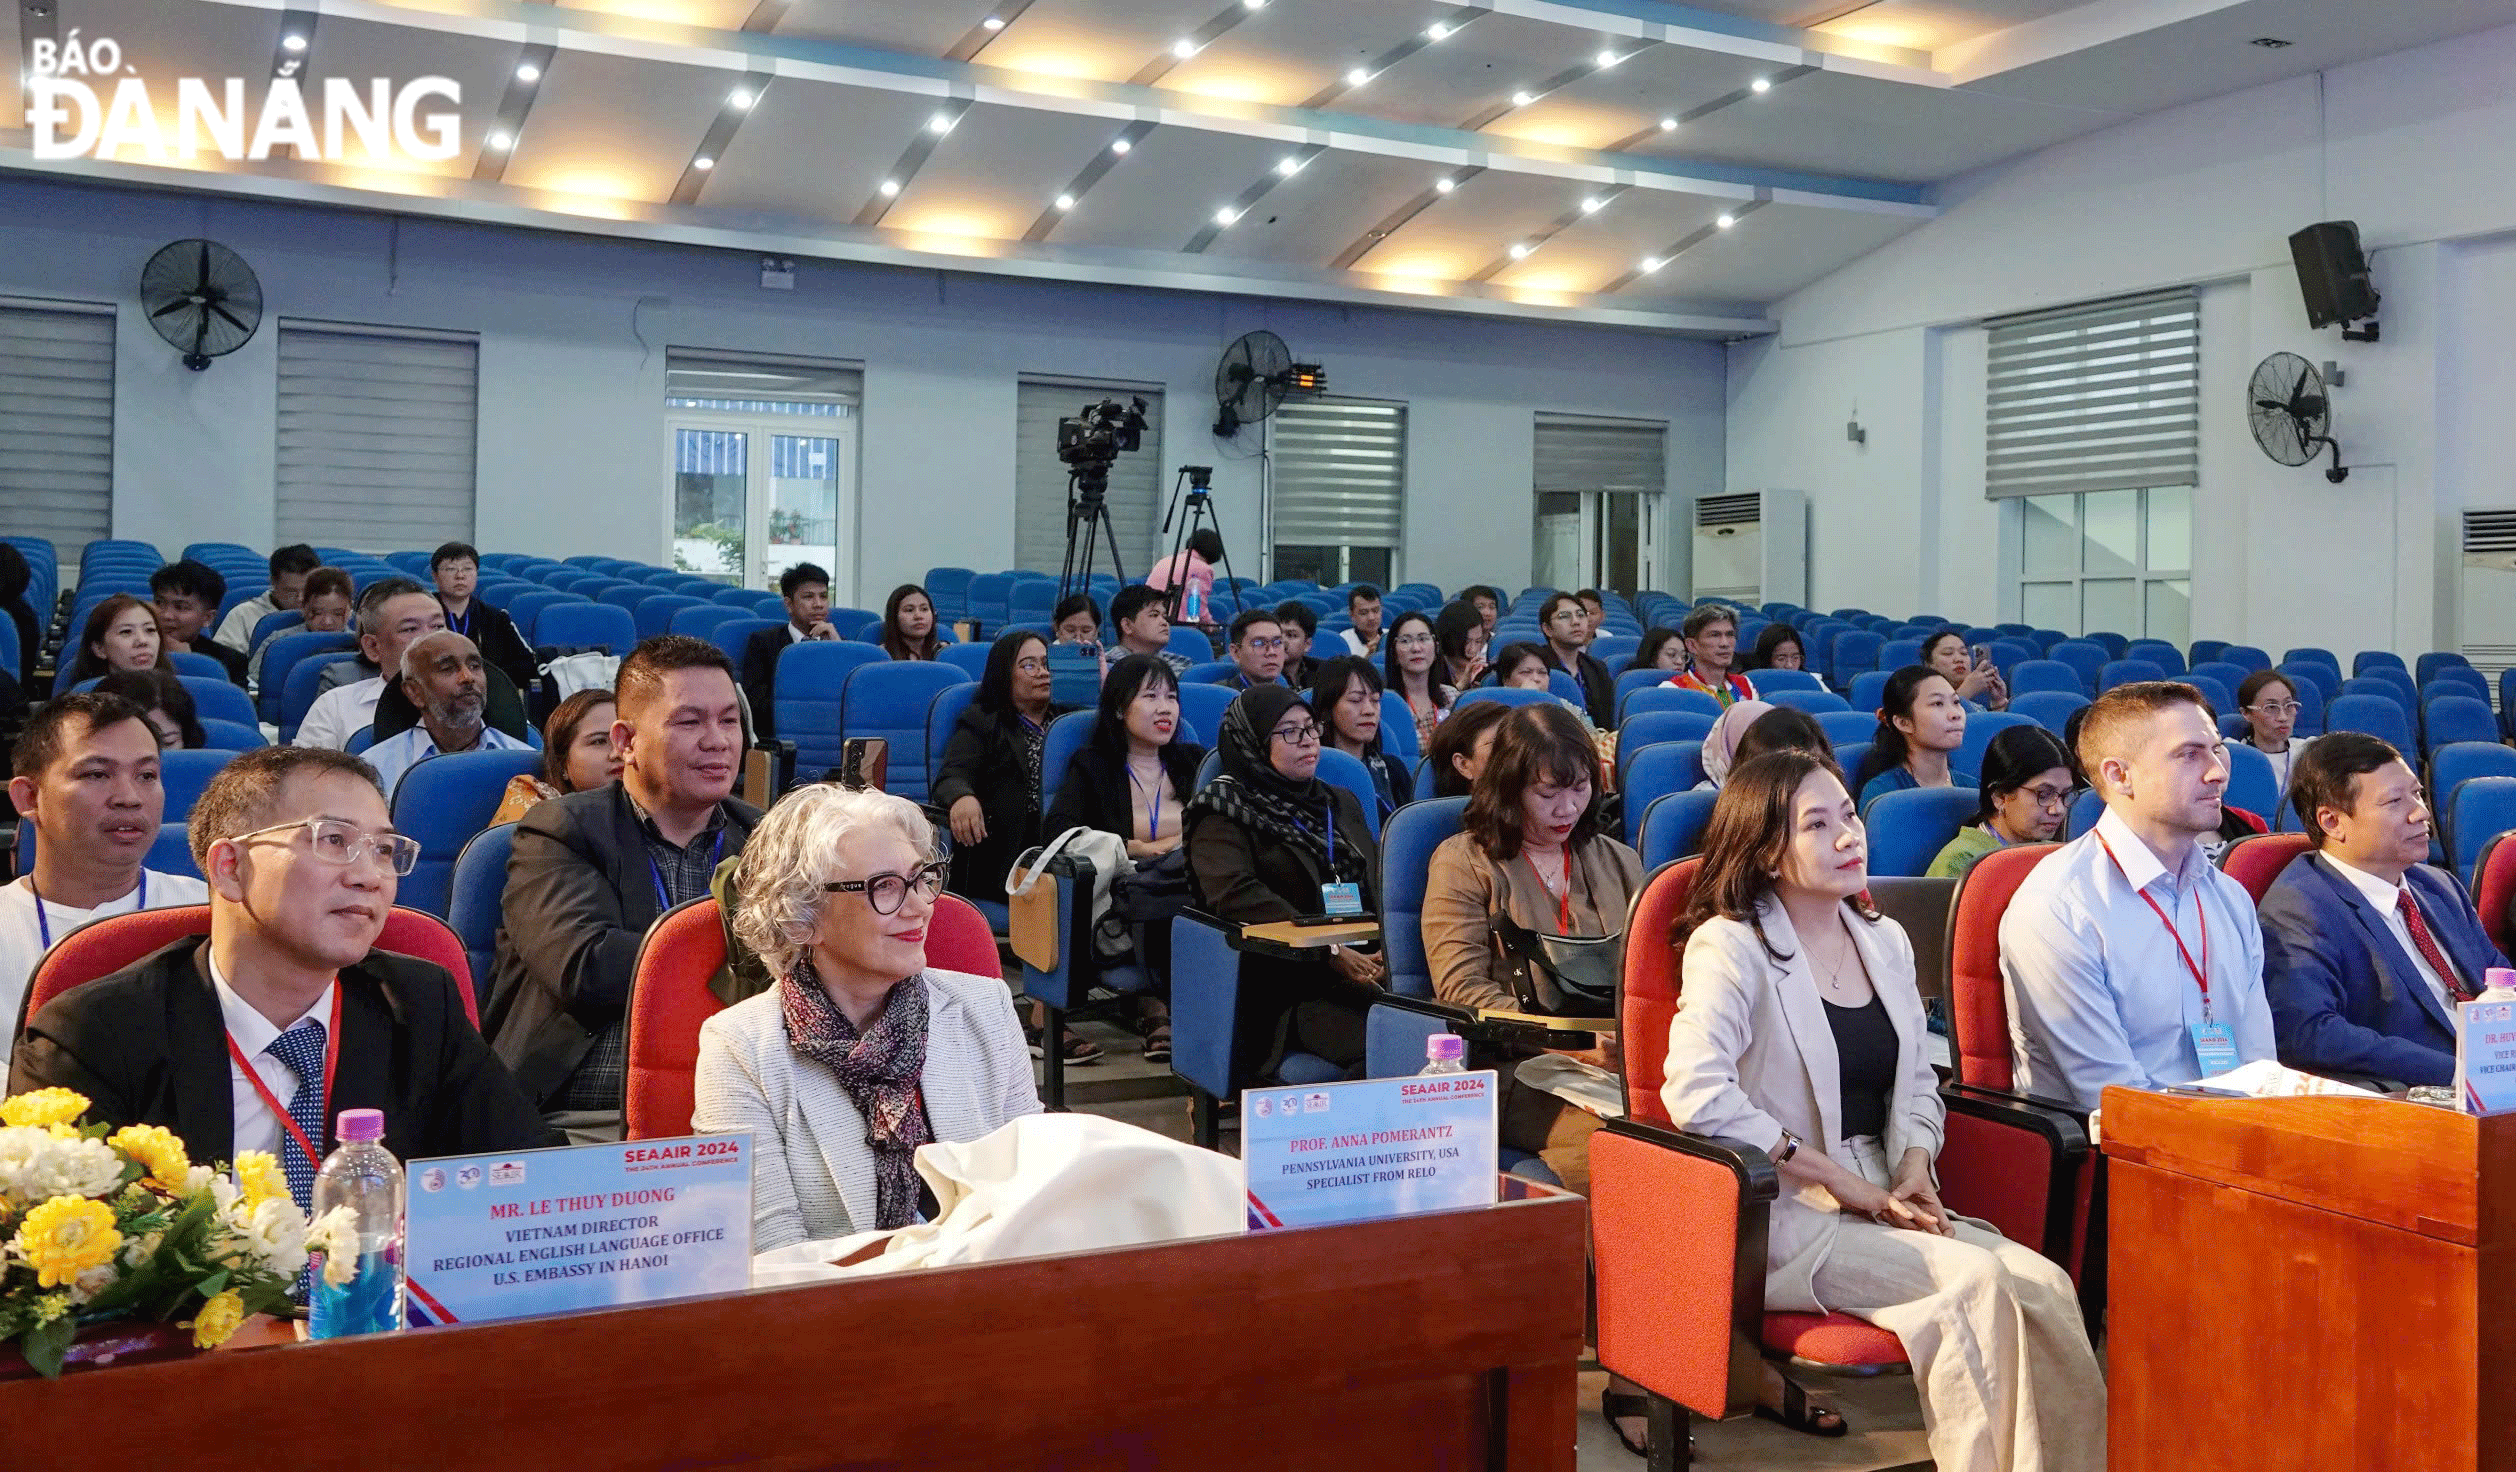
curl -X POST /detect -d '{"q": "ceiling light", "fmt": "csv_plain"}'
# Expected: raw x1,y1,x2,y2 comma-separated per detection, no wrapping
879,178,901,197
1580,196,1602,213
1214,206,1239,226
2250,35,2292,47
1275,156,1303,176
1243,0,1265,9
486,130,513,151
515,61,540,82
928,111,955,134
1640,257,1663,273
1054,193,1075,210
1508,242,1532,259
280,32,308,53
1434,176,1456,194
1750,76,1771,93
1110,137,1132,154
1596,49,1621,68
1425,22,1450,40
1346,67,1370,86
1171,38,1197,58
693,156,714,171
1510,90,1534,107
981,15,1005,29
1716,212,1735,228
1659,116,1678,131
729,87,756,110
276,59,300,78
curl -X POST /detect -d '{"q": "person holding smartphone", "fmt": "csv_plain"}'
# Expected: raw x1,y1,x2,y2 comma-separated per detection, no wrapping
1922,630,2006,711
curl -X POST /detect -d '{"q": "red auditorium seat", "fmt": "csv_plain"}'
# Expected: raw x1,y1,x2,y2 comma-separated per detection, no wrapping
26,904,479,1024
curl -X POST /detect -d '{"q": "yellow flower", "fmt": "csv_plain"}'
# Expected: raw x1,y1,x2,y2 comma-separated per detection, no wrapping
0,1089,90,1130
186,1289,245,1350
12,1196,122,1288
234,1152,287,1212
107,1124,191,1193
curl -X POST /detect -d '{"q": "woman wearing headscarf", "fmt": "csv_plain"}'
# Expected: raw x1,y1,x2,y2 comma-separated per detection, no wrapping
1696,698,1777,790
1184,684,1383,1077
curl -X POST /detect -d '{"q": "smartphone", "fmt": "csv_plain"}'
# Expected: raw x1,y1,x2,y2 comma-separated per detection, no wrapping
1970,643,1994,667
838,737,889,792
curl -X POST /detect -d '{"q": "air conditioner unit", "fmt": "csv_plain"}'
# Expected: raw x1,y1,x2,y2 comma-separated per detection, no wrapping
2459,508,2516,676
1691,489,1806,607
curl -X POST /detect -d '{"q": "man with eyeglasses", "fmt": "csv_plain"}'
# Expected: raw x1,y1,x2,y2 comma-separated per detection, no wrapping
1223,609,1287,691
487,636,763,1138
9,745,551,1178
0,694,210,1070
1537,591,1617,728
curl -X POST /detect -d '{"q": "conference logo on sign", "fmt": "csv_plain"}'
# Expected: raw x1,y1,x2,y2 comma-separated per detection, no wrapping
25,34,462,163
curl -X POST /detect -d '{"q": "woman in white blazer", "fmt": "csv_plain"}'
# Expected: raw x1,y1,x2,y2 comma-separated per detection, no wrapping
695,785,1041,1251
1661,749,2104,1472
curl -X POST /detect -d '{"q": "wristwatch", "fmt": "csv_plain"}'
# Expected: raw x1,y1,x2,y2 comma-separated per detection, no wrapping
1773,1129,1802,1166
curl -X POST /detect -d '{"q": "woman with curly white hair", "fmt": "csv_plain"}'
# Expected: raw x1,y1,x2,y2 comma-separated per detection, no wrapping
692,785,1039,1250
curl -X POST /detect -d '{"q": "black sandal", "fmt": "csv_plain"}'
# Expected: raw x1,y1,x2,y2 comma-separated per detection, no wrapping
1140,1022,1172,1064
1753,1377,1848,1438
1600,1388,1652,1458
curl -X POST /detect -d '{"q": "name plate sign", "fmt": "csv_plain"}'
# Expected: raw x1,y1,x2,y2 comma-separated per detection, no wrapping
404,1135,753,1325
1240,1072,1498,1231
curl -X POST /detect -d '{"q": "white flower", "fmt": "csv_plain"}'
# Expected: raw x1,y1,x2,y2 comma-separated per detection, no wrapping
239,1196,309,1278
0,1127,124,1208
182,1163,218,1198
121,1230,164,1269
65,1263,117,1307
206,1171,240,1214
305,1206,361,1287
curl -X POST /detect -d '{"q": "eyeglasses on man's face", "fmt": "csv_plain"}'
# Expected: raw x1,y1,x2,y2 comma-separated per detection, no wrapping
229,817,421,876
824,860,950,915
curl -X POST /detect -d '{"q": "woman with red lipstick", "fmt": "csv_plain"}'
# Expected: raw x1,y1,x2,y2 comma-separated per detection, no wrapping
1851,665,1974,812
1660,749,2103,1466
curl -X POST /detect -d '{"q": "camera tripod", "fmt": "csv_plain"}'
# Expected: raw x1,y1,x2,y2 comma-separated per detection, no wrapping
1058,464,1129,606
1156,464,1242,624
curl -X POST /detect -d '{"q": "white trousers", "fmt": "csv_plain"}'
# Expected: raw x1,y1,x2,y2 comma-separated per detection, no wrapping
1810,1137,2107,1472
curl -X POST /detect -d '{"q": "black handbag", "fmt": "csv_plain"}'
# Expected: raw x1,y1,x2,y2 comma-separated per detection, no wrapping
1492,914,1624,1018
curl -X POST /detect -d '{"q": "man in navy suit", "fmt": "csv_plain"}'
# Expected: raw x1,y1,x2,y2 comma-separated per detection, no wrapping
2261,732,2510,1086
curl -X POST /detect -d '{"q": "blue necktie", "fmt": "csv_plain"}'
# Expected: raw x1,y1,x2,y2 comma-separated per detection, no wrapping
264,1018,330,1214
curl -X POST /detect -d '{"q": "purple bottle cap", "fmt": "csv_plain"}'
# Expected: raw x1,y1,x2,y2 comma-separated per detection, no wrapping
1427,1033,1465,1062
336,1108,386,1142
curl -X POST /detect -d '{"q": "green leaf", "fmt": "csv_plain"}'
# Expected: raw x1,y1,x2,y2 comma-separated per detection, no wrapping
19,1316,73,1380
195,1270,230,1298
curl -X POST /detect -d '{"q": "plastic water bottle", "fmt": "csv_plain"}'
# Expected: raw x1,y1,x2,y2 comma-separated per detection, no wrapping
309,1108,406,1339
2480,969,2516,1004
1420,1033,1466,1076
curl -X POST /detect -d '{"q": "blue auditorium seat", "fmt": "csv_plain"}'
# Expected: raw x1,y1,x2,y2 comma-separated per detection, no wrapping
1638,790,1720,870
1175,683,1237,752
198,719,266,750
2223,742,2280,829
1765,689,1852,715
2096,659,2164,693
1744,669,1824,695
534,602,639,655
1037,711,1096,817
2416,652,2473,687
178,677,256,728
1622,742,1706,845
280,651,362,743
390,748,544,917
1618,685,1723,723
772,641,891,782
669,603,747,640
1955,710,2037,780
259,631,357,725
1617,711,1717,765
2007,660,2082,698
1816,710,1874,749
447,822,516,995
2327,693,2413,754
2219,645,2272,674
2354,650,2408,677
926,684,980,796
1848,670,1891,714
636,595,707,640
841,662,969,805
2008,690,2086,735
1864,786,1981,878
1314,748,1385,840
2424,695,2498,752
2448,778,2516,888
2045,641,2106,691
2126,639,2186,676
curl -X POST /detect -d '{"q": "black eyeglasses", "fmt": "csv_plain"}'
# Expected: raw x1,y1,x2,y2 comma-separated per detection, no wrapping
824,861,950,915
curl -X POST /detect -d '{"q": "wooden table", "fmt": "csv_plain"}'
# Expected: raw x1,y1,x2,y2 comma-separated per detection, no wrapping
2099,1087,2514,1471
1234,917,1382,955
1,1191,1589,1471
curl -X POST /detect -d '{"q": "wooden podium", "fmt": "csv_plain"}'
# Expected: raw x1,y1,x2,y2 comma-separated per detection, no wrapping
2100,1087,2516,1471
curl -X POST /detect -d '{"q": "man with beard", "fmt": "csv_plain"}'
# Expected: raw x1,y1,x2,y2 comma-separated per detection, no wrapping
361,632,530,800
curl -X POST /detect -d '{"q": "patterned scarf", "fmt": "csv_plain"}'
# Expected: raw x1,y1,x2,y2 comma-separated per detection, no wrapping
1184,685,1369,888
777,959,934,1230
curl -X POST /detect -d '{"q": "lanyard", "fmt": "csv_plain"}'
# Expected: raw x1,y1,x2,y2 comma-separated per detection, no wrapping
28,872,145,950
1525,847,1574,935
2096,832,2214,1021
225,987,345,1169
1126,762,1165,841
1303,801,1336,868
445,602,472,638
648,829,728,913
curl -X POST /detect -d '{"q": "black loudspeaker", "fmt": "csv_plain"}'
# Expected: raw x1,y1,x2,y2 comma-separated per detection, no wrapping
2288,221,2380,329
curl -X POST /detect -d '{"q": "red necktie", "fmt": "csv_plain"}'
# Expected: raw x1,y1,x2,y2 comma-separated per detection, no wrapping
2396,888,2475,1004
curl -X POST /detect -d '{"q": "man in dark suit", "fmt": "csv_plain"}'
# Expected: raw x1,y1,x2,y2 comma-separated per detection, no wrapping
739,561,838,742
486,636,761,1133
8,745,551,1189
2262,732,2510,1087
1537,591,1615,728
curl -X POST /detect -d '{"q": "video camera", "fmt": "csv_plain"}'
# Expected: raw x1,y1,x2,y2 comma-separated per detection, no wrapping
1057,396,1148,471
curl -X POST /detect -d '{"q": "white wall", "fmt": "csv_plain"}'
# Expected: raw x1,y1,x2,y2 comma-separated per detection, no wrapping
0,173,1724,606
1727,20,2516,655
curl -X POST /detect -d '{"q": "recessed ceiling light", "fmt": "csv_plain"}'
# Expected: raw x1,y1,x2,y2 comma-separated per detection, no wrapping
486,130,513,151
1716,212,1735,228
1596,49,1621,68
1508,242,1532,259
729,87,756,109
1171,38,1197,58
1275,156,1303,176
1214,207,1239,225
1346,66,1371,86
1640,257,1663,273
280,32,308,53
879,178,901,196
1659,116,1678,131
1243,0,1265,10
2250,35,2292,47
1750,76,1771,93
515,61,540,82
693,156,714,171
1434,176,1456,194
928,111,954,134
1110,136,1132,154
1581,196,1603,213
1054,193,1075,210
1511,90,1535,107
981,15,1005,30
1426,22,1451,40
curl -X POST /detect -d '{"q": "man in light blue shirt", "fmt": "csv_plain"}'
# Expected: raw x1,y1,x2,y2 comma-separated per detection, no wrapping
364,631,530,801
1998,681,2273,1111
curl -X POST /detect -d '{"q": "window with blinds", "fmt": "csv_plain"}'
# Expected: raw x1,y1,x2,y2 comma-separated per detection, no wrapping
0,299,115,557
1985,290,2198,500
275,322,479,551
1012,379,1165,580
666,350,861,415
1534,412,1666,495
1271,397,1405,587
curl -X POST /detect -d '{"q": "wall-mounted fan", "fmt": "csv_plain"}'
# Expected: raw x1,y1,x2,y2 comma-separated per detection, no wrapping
2247,351,2348,484
140,239,263,371
1212,330,1324,436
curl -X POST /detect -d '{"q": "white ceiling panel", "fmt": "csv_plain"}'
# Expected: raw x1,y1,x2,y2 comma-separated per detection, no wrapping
554,0,755,30
1621,201,1925,302
1810,0,2078,54
296,17,515,177
1490,189,1731,294
1352,167,1592,280
1487,43,1773,151
1,2,21,130
696,81,932,222
1330,12,1610,128
1158,0,1442,107
66,0,273,172
1048,124,1285,252
980,0,1232,84
1198,150,1450,267
1658,68,2117,183
501,49,727,201
771,0,994,54
887,102,1117,242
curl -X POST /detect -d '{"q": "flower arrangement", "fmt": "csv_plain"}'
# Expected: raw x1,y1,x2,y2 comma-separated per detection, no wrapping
0,1088,349,1377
